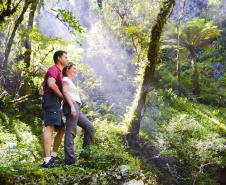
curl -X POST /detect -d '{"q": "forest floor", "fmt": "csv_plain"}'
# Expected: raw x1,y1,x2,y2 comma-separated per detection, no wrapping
0,93,226,185
0,110,158,185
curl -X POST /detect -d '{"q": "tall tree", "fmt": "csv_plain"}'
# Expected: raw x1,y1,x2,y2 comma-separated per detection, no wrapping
24,0,39,68
126,0,176,147
176,0,187,95
166,18,222,96
2,0,31,71
13,0,39,96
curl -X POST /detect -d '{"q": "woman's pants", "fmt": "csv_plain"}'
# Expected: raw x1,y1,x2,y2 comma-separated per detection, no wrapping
63,102,95,164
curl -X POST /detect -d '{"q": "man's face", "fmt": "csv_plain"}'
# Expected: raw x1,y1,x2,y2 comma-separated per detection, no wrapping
58,53,69,66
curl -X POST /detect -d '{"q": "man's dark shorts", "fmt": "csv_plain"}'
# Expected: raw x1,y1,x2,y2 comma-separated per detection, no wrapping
42,93,64,129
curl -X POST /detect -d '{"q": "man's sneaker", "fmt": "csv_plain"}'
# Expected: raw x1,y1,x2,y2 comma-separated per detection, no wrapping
40,158,61,168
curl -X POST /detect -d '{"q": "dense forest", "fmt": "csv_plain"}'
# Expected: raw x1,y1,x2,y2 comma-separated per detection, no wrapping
0,0,226,184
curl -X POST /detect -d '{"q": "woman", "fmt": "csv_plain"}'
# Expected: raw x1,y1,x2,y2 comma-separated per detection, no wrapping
62,62,95,165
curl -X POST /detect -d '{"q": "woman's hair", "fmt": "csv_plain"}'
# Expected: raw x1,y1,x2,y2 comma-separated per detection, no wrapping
62,62,76,77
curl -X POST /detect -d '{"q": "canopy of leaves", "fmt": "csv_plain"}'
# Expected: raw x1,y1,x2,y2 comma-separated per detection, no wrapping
166,18,222,50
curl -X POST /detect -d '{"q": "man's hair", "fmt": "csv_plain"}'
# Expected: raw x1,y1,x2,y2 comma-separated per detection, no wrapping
53,50,67,64
62,62,76,77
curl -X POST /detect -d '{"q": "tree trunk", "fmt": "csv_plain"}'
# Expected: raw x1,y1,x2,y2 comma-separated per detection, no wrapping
126,0,176,147
190,48,200,96
97,0,103,9
176,0,186,96
176,23,182,95
2,0,30,70
2,0,30,91
24,0,39,68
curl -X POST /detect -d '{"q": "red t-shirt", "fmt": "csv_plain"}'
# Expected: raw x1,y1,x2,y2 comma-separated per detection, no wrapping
43,65,63,95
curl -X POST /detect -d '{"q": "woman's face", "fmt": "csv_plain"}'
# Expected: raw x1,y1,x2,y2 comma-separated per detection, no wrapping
67,65,77,77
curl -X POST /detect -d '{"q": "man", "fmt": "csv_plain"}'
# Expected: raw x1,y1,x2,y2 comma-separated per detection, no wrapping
41,50,68,168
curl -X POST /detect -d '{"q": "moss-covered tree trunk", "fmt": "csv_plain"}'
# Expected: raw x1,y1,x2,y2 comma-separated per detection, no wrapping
2,0,31,91
126,0,176,147
190,48,200,96
176,0,187,96
2,0,30,70
15,0,39,96
24,0,39,68
176,25,182,95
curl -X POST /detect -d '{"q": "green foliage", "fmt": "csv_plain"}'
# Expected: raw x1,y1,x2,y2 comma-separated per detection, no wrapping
180,19,222,48
0,111,158,185
208,0,220,5
165,18,222,50
1,1,226,185
29,27,68,47
162,18,223,97
103,0,159,65
0,0,22,24
219,73,226,87
160,35,226,104
57,9,84,33
141,90,226,184
0,112,42,165
159,114,225,184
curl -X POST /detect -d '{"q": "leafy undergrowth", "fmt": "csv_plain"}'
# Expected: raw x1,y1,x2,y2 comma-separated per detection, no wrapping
141,89,226,184
0,111,158,185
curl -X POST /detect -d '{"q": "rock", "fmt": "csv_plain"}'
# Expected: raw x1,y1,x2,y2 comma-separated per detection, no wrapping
123,180,144,185
116,175,122,180
119,165,130,175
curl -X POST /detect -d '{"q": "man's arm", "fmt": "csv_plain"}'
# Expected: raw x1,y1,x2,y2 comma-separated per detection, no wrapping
47,77,64,100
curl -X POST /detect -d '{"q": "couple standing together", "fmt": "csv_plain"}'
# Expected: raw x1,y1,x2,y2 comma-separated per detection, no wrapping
41,50,95,168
